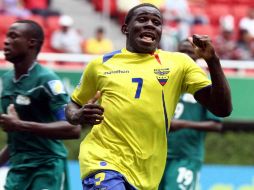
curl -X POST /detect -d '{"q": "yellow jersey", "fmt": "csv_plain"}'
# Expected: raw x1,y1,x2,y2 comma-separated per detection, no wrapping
84,38,113,55
71,48,211,190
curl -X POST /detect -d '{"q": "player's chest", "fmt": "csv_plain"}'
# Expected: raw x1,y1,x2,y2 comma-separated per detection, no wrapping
1,79,47,110
97,62,176,89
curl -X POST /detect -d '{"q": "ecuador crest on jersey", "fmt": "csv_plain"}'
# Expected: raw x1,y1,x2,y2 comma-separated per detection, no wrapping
154,68,170,86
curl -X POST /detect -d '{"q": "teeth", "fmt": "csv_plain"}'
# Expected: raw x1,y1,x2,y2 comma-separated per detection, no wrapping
142,36,153,42
143,36,152,40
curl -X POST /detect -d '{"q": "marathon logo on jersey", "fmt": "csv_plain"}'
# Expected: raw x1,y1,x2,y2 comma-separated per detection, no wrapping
16,95,31,105
154,68,170,86
104,70,130,75
48,80,66,95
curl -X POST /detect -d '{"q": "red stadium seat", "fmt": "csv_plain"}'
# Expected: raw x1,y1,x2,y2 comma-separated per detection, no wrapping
206,0,232,5
41,38,54,52
23,0,48,10
0,15,17,34
189,4,208,18
46,16,60,33
91,0,117,17
223,68,237,75
0,34,5,50
231,5,249,26
244,69,254,76
190,24,218,40
206,4,231,26
233,0,254,6
25,15,45,27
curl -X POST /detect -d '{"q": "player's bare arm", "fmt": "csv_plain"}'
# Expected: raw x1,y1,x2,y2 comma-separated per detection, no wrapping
65,91,104,126
0,104,81,139
189,34,232,117
170,120,222,132
0,145,9,166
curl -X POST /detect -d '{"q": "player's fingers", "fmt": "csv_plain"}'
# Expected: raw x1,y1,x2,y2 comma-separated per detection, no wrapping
7,104,18,118
83,114,104,121
193,34,210,49
87,91,101,104
187,36,193,45
86,119,103,126
82,104,104,115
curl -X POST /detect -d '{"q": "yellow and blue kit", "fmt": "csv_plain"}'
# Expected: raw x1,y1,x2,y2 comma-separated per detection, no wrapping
71,48,211,190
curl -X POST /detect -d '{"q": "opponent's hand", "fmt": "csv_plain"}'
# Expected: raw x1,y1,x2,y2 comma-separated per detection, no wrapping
72,91,104,126
0,104,20,132
188,34,217,61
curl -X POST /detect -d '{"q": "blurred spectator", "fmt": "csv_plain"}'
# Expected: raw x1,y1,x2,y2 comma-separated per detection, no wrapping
140,0,165,9
214,15,237,60
233,29,254,60
239,7,254,39
23,0,60,17
160,25,179,51
163,0,198,40
82,27,113,54
116,0,140,13
1,0,31,18
164,0,191,22
50,15,83,53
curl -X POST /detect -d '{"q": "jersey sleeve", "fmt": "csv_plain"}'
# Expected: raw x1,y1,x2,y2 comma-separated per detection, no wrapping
43,72,69,112
181,54,211,95
71,57,100,106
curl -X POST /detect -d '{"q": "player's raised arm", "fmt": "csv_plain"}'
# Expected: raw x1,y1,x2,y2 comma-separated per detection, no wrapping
65,91,104,126
189,34,232,117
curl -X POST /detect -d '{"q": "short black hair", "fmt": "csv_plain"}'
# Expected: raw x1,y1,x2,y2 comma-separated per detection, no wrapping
15,20,44,54
97,27,104,33
124,3,161,24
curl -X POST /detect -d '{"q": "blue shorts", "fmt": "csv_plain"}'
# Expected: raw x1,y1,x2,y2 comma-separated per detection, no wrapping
82,170,136,190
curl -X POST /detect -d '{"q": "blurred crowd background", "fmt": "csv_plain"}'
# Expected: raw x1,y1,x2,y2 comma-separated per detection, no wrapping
0,1,253,189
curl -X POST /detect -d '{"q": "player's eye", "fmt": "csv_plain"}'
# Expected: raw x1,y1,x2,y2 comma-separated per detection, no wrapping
137,17,146,23
8,33,17,39
153,19,161,26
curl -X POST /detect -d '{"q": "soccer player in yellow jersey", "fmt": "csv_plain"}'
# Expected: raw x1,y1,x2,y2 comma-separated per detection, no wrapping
65,3,232,190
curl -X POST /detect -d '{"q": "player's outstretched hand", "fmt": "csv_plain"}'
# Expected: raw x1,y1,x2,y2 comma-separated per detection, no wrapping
73,91,104,126
188,34,217,61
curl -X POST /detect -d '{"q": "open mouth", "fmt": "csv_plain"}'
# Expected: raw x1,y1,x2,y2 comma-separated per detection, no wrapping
140,33,155,43
3,48,11,55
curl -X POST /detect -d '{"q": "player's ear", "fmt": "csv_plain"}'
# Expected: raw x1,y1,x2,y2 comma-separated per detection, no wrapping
29,38,37,48
121,24,129,35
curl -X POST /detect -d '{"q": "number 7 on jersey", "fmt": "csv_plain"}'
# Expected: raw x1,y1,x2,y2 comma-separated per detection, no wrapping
132,78,143,99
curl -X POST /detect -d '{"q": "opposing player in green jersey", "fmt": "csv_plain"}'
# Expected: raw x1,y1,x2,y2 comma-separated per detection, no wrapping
65,3,232,190
159,40,223,190
0,20,81,190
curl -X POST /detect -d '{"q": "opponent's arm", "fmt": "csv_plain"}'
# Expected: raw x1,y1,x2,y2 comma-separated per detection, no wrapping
0,104,81,139
190,35,232,117
65,91,104,126
0,145,9,166
170,119,222,132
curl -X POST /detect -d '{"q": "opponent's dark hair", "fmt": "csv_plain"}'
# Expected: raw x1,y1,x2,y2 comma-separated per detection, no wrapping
15,20,44,54
124,3,161,25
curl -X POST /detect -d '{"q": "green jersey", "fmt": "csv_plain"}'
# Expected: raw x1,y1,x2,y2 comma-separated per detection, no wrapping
0,63,68,167
167,93,221,161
